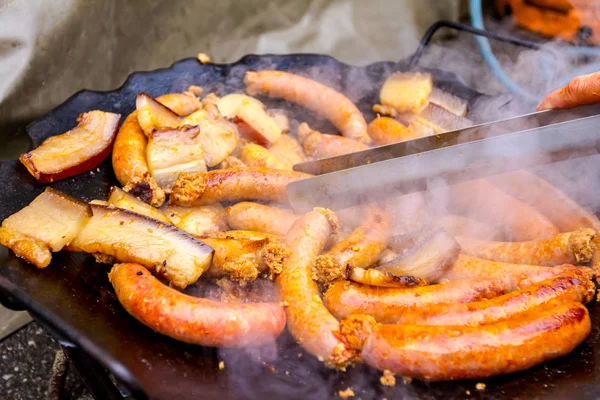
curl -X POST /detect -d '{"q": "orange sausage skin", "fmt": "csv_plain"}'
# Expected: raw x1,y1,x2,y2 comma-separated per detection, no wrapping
324,279,510,323
169,167,312,206
109,263,286,347
245,71,370,143
361,301,591,381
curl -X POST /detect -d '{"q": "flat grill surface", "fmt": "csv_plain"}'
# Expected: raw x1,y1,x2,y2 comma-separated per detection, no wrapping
1,54,599,400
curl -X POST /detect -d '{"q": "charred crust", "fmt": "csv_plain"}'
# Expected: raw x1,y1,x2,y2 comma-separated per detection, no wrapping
123,175,165,207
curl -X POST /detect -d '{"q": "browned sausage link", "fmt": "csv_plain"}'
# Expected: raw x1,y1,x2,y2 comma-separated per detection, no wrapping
386,274,596,326
360,301,591,381
201,237,289,281
433,215,500,240
314,205,390,286
112,94,202,207
245,71,370,143
444,254,593,288
276,208,356,369
226,202,299,236
488,170,600,232
443,178,559,241
109,263,286,347
456,228,597,266
297,123,370,159
323,279,510,323
169,167,312,207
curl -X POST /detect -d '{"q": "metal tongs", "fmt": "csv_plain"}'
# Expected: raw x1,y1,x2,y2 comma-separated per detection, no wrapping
287,104,600,213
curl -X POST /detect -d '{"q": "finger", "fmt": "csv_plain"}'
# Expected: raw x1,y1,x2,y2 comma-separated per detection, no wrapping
537,71,600,111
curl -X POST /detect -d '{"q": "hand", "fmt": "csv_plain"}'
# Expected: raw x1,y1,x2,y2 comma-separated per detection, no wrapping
537,71,600,111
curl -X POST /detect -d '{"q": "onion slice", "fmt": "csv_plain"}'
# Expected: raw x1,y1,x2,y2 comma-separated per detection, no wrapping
376,229,460,281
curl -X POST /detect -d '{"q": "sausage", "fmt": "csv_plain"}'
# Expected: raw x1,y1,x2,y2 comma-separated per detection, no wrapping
297,123,370,159
385,274,595,326
245,71,370,143
323,279,510,323
445,254,593,288
109,263,286,347
367,117,420,145
359,301,591,381
537,71,600,110
226,202,298,236
456,228,597,266
441,178,559,241
201,237,289,281
112,93,202,207
487,170,600,232
240,142,289,170
276,208,356,368
206,230,280,241
169,167,312,206
314,205,390,286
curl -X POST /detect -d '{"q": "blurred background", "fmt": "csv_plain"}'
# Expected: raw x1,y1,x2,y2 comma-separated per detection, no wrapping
2,0,600,398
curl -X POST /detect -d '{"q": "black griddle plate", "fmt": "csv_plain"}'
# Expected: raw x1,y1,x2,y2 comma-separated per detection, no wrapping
1,55,599,400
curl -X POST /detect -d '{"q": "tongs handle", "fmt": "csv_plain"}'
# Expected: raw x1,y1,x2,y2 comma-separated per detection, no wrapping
408,20,541,70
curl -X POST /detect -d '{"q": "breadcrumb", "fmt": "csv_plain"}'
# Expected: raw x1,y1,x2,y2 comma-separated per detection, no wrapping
380,370,396,387
475,382,486,391
338,388,355,398
197,53,211,64
218,361,225,370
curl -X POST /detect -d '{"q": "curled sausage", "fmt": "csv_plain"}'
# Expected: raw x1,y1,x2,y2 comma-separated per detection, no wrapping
442,178,559,241
276,208,356,368
201,237,289,281
245,70,370,143
324,279,510,323
109,263,286,347
385,274,595,326
367,117,420,145
488,170,600,232
112,93,202,207
445,254,593,287
314,205,390,287
169,167,312,206
358,301,591,381
297,123,370,159
226,202,298,236
456,228,597,266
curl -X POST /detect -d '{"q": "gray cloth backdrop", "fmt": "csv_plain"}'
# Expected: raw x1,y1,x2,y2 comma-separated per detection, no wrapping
0,0,463,129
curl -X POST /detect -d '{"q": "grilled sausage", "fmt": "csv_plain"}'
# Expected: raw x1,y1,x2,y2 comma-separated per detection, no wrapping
359,301,591,381
442,178,559,241
314,205,390,286
433,215,500,240
456,228,597,266
245,70,370,143
226,202,299,236
324,279,510,323
444,254,593,287
367,117,420,145
297,123,370,159
488,170,600,232
169,167,312,206
109,263,286,347
201,237,289,281
112,93,202,207
385,274,595,326
276,208,356,369
267,134,307,169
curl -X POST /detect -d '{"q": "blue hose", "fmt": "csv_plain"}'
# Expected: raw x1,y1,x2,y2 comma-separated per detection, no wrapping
469,0,600,100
